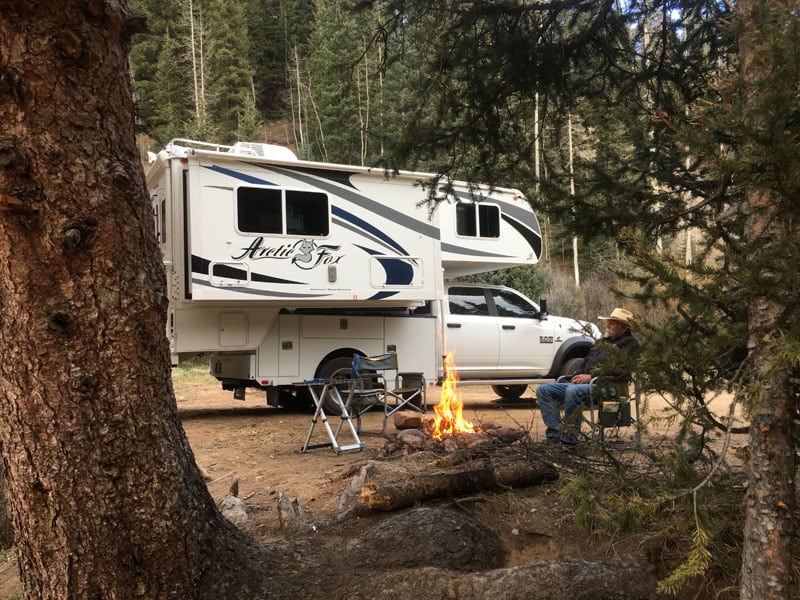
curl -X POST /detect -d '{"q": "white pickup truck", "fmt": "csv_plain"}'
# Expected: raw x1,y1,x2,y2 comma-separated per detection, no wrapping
430,283,598,398
212,282,598,408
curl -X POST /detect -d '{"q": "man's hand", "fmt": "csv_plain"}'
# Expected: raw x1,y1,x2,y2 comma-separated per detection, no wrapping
571,373,592,384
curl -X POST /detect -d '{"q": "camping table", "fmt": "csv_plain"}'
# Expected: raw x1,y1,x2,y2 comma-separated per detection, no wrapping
299,379,366,454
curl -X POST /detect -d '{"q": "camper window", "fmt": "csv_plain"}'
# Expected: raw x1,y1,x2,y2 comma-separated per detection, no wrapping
455,203,500,239
236,187,329,237
286,190,328,236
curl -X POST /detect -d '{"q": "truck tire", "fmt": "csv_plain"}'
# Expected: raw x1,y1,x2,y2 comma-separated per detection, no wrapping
316,355,356,413
491,384,528,400
559,357,584,378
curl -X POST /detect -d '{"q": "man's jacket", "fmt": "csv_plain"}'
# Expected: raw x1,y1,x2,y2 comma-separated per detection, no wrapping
576,331,640,377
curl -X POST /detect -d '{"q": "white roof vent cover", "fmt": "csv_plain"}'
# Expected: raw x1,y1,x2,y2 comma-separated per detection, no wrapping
228,142,298,161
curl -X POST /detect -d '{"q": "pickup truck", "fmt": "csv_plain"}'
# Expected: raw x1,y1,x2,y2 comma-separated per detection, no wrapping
213,282,598,409
431,283,598,399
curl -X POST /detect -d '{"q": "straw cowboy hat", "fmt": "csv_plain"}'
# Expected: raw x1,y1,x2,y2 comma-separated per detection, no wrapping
598,308,636,328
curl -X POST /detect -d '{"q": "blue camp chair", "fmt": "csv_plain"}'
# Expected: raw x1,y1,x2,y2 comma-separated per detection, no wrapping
344,353,427,432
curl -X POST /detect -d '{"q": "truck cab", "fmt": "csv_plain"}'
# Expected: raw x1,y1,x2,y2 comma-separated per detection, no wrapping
437,283,598,384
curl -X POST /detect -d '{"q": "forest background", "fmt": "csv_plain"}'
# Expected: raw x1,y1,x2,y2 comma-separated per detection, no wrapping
129,0,651,319
123,0,799,596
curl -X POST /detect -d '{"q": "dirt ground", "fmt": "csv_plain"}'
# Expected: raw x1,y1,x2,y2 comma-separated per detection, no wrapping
172,377,583,551
0,372,748,598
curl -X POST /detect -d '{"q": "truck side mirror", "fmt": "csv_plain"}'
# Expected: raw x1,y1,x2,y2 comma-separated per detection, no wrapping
538,298,549,320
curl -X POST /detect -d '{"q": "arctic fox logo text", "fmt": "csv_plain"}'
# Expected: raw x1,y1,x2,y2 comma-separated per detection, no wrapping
232,237,343,270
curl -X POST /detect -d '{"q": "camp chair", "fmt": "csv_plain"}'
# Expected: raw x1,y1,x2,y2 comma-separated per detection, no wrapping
343,353,427,432
585,375,641,445
555,374,641,446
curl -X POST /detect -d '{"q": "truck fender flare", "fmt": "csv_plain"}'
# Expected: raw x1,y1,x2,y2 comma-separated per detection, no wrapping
547,337,594,379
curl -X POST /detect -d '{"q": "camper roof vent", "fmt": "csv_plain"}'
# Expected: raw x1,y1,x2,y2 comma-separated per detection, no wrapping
228,142,298,161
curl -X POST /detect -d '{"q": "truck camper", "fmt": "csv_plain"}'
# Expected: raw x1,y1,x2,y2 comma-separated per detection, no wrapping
146,139,595,407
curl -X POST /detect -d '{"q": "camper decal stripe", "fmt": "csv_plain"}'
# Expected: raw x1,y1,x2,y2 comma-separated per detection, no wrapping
192,255,303,285
440,243,511,258
502,214,542,259
332,205,408,256
353,247,415,285
333,215,401,257
204,165,274,185
259,165,440,240
377,258,414,285
367,291,400,300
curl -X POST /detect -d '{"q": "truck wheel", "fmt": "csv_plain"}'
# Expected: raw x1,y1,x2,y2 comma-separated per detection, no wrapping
559,357,584,378
316,356,356,413
491,384,528,400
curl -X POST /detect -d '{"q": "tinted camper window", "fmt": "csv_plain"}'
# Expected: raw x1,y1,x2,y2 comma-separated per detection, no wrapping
237,187,329,236
286,190,328,235
455,202,500,238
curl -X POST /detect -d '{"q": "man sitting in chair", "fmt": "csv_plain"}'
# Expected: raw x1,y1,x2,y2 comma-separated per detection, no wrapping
536,308,640,445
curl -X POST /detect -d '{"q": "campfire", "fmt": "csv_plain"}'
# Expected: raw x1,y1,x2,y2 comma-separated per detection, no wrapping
430,352,481,441
384,352,523,455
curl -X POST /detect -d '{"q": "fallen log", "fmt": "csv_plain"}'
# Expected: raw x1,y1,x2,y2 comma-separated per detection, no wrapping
360,461,558,512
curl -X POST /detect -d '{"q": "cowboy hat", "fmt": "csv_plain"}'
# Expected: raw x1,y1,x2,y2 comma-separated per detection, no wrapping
598,308,636,327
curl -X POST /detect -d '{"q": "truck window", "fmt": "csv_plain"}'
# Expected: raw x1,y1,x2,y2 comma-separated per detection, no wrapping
455,203,500,238
237,186,329,236
491,289,537,318
448,287,490,316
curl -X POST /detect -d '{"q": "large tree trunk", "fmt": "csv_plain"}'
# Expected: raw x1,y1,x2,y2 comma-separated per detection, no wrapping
738,2,797,598
0,3,272,598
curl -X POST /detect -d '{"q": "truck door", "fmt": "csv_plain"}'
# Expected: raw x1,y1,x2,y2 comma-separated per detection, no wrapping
443,286,499,376
489,287,555,376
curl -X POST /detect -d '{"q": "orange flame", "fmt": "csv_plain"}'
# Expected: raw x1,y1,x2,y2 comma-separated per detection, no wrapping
431,352,478,440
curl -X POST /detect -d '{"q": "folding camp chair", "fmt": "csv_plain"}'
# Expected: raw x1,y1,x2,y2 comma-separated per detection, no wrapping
342,353,427,432
585,375,641,445
554,374,641,446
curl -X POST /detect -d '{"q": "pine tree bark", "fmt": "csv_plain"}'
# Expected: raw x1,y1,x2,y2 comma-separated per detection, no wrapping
737,2,797,598
0,2,276,597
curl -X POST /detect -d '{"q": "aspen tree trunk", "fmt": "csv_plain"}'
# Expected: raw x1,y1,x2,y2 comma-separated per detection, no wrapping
738,2,796,598
0,2,273,597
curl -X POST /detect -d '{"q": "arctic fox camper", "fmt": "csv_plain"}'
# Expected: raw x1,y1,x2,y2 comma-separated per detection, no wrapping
146,139,595,407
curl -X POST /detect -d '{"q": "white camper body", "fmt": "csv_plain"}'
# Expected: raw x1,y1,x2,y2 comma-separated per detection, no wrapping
146,139,546,402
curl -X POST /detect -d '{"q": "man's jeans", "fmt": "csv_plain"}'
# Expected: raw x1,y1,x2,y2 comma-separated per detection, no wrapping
536,382,593,443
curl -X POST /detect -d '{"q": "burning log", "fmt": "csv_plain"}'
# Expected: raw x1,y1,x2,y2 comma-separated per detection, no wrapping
430,352,478,440
359,461,558,512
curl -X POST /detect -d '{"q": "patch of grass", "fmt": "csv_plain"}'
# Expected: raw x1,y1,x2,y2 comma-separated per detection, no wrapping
171,359,213,386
